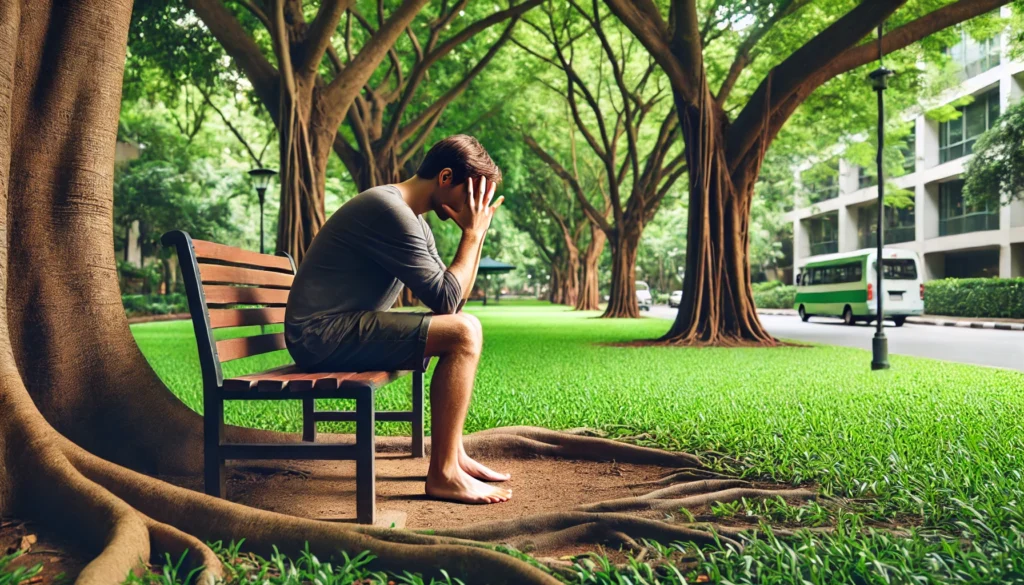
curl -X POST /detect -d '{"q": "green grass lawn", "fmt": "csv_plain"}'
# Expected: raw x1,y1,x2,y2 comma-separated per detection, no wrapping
131,301,1024,584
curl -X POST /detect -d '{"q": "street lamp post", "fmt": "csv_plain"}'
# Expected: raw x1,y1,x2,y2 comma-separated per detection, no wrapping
247,168,277,255
869,24,892,371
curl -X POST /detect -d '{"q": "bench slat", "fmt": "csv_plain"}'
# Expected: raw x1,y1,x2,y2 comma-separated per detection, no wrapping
216,332,287,362
200,264,293,289
221,367,405,393
192,239,293,273
204,286,289,307
208,308,286,329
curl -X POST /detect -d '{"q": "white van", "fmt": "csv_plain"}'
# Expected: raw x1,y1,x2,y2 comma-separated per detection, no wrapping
794,248,924,326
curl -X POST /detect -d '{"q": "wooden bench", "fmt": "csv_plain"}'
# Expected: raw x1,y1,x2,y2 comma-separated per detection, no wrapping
161,230,427,525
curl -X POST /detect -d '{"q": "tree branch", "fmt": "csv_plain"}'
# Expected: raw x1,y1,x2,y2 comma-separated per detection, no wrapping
186,0,280,123
524,134,613,233
715,0,810,105
727,0,905,170
396,18,519,147
322,0,429,123
602,0,694,103
299,0,354,76
382,0,543,148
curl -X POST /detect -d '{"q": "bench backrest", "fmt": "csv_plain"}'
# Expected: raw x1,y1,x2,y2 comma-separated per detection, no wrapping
161,230,296,389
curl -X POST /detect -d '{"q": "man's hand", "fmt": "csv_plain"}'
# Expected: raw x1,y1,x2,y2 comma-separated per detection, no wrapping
442,176,504,239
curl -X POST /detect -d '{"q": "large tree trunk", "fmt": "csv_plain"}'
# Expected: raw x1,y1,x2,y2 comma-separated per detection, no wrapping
560,236,580,307
575,227,605,311
661,94,775,345
275,85,330,264
602,228,641,318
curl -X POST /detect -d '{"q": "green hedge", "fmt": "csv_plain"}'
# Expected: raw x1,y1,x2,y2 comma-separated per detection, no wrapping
123,293,188,318
753,285,796,309
924,278,1024,319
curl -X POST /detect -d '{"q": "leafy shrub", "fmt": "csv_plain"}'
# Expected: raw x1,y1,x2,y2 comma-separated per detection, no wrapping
654,293,670,304
924,278,1024,319
754,285,796,309
752,280,785,292
123,293,188,318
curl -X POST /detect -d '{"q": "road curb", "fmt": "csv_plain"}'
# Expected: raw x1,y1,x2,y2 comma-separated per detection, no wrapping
754,309,1024,331
907,317,1024,331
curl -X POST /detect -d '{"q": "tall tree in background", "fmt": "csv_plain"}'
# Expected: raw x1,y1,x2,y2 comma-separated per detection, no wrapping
604,0,1010,344
186,0,427,262
520,1,686,318
507,177,593,306
186,0,542,262
334,0,543,191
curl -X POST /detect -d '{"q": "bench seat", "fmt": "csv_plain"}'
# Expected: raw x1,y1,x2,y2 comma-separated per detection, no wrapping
222,365,409,394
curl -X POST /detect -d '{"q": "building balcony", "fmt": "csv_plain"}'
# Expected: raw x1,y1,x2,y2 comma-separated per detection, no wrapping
859,225,916,249
809,240,839,256
939,211,1000,237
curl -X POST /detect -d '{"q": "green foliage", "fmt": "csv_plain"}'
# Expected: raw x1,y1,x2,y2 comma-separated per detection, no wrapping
964,98,1024,206
752,285,796,309
925,94,976,123
123,294,188,318
133,304,1024,582
0,552,41,585
123,541,469,585
924,278,1024,319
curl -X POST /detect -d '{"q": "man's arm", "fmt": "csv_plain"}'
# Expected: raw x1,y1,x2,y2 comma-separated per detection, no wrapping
441,176,504,304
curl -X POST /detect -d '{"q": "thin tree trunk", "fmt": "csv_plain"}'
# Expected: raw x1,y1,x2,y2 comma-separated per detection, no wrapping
276,87,328,264
661,95,775,345
575,227,605,311
548,266,561,304
602,229,641,318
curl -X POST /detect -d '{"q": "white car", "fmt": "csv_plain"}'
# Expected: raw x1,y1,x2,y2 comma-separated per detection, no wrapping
635,281,652,311
668,290,683,308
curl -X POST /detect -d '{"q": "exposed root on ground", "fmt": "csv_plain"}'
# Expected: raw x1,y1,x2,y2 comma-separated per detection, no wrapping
0,416,828,585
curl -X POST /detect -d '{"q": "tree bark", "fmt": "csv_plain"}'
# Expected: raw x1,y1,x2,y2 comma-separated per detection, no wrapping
575,226,605,311
603,228,641,319
559,244,580,307
661,91,774,345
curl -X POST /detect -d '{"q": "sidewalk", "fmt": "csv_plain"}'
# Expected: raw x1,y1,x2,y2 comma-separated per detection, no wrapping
756,308,1024,331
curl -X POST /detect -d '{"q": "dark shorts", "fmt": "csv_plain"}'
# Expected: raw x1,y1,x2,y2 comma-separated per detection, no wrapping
291,310,433,373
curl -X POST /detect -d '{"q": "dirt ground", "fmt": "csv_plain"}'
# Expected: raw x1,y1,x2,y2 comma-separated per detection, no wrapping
2,440,673,582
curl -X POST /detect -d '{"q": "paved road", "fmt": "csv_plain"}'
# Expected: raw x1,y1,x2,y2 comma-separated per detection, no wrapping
648,305,1024,371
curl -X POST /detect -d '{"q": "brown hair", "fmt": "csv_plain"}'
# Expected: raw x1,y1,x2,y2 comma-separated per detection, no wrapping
416,135,502,186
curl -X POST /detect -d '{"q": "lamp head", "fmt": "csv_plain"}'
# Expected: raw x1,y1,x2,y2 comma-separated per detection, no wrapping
248,167,277,191
869,67,894,91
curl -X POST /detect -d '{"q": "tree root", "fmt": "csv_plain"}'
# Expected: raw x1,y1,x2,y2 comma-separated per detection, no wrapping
463,426,703,467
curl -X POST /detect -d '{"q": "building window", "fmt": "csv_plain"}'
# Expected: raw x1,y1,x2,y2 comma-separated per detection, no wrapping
807,213,838,256
938,179,999,236
944,249,1000,278
858,205,915,249
939,89,1000,163
901,127,916,174
946,29,1001,79
858,166,876,190
802,159,839,204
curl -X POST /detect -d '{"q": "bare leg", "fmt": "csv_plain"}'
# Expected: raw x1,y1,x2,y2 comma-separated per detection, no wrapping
423,313,511,504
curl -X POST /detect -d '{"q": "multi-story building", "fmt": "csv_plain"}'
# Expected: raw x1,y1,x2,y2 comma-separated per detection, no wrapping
785,20,1024,283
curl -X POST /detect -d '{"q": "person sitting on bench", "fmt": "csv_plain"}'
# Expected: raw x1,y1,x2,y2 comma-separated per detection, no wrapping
285,135,511,504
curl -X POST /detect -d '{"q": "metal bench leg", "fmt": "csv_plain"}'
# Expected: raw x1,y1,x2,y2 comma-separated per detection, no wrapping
302,397,317,442
204,392,225,498
355,392,376,525
412,370,425,458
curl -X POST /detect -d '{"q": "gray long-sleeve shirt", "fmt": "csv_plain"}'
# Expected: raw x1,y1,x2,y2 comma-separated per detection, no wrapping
284,185,463,365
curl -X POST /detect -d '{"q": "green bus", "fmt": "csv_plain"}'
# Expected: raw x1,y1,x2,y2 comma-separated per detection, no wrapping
794,248,924,326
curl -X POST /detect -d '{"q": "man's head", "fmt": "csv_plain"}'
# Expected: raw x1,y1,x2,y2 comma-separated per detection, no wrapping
416,135,502,221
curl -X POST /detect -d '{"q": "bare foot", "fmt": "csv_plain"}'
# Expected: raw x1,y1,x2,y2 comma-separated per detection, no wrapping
459,453,511,482
426,467,513,504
